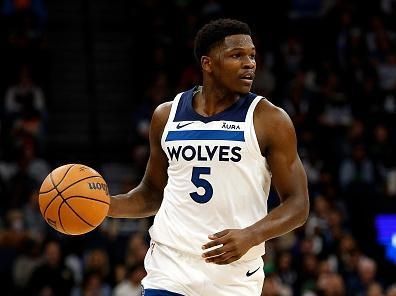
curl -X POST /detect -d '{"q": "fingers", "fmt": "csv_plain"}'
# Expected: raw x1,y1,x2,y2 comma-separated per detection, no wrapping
202,244,238,265
202,245,226,258
208,229,229,239
201,229,241,264
202,239,223,250
205,253,238,264
203,229,229,249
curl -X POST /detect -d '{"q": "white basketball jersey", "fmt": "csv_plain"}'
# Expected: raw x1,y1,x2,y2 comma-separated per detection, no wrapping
149,87,271,261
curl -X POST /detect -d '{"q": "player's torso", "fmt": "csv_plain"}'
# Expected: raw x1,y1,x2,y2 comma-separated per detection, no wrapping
150,87,271,260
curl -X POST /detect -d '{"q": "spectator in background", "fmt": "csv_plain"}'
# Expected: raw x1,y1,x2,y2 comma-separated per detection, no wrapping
5,152,37,210
113,263,146,296
370,123,394,193
23,188,47,240
261,272,292,296
355,256,382,296
16,134,49,183
366,282,384,296
3,64,47,156
376,52,396,92
1,0,47,21
316,271,346,296
0,208,29,295
27,240,75,296
71,271,112,296
129,72,169,174
252,52,276,97
339,143,375,193
318,72,352,129
1,0,47,35
280,34,304,77
12,237,42,294
386,284,396,296
124,232,149,267
366,16,392,65
4,137,49,211
176,62,201,93
297,253,319,294
281,69,314,132
83,248,111,285
276,250,298,292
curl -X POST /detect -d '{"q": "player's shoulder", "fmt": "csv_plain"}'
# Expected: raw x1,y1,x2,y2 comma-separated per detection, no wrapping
149,101,173,141
152,101,172,122
254,97,296,145
255,98,293,126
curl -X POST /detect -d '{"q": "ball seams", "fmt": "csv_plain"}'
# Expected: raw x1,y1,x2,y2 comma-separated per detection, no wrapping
39,164,76,194
43,174,104,234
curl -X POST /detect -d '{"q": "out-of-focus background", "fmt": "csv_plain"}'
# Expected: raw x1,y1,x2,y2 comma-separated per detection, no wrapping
0,0,395,295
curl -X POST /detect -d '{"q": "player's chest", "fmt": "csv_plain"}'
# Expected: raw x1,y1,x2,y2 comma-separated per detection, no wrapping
163,120,248,164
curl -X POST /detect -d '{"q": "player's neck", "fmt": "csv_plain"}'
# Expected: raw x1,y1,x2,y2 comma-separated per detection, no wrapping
194,85,240,117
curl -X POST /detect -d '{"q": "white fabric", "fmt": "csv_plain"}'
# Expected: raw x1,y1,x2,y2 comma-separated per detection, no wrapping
150,92,271,261
142,241,264,296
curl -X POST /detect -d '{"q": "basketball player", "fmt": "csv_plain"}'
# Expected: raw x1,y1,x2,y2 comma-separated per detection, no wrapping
108,18,309,296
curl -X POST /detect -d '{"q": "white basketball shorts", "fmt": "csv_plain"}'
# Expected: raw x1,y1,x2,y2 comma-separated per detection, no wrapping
141,241,264,296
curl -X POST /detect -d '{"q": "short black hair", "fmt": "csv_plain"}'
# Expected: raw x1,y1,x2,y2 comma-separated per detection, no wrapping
194,18,251,63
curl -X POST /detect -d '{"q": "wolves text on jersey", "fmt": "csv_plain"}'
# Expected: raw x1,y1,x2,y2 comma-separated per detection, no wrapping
166,145,242,162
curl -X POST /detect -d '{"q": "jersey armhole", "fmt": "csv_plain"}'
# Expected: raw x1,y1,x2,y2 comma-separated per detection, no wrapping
160,92,183,147
245,96,272,185
245,96,265,158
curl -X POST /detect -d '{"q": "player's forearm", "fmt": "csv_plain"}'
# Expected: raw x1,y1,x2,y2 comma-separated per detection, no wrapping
107,182,163,218
248,194,309,245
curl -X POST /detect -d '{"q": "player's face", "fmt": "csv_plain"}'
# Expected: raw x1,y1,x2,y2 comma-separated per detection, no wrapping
210,34,256,94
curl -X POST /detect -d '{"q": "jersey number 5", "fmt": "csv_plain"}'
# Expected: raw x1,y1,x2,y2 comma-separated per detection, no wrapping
190,166,213,203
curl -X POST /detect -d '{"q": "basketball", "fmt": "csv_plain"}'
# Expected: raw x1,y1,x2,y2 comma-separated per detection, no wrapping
38,164,110,235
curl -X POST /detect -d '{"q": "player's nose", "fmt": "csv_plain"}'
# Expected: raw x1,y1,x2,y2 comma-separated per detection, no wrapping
242,56,255,69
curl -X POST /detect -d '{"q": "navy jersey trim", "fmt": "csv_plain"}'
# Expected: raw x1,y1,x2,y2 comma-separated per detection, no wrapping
144,288,184,296
173,87,257,123
165,130,245,142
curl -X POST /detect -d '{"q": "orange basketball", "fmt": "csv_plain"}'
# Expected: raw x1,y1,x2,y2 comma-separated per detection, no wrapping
38,164,110,235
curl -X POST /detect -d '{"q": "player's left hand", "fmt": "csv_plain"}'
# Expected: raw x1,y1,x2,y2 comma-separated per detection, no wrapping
202,229,255,264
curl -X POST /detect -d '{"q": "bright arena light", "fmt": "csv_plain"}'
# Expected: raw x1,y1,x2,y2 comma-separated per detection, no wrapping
375,214,396,263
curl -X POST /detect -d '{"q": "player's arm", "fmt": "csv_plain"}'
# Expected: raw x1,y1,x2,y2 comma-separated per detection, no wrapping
107,102,171,218
202,100,309,264
248,101,310,242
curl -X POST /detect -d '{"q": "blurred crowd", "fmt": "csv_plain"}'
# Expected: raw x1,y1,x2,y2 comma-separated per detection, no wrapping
0,0,395,295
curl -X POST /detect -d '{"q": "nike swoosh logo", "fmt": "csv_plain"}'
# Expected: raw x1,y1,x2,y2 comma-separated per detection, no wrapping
246,267,261,277
176,122,194,129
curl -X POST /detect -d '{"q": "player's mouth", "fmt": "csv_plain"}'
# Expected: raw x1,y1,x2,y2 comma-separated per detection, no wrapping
239,72,255,85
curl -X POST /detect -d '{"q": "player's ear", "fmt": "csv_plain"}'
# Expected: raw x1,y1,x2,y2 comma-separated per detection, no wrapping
201,56,212,73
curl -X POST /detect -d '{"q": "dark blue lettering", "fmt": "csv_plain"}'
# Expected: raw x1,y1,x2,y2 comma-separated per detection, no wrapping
197,146,208,161
182,145,196,161
166,145,242,162
206,146,218,160
230,146,242,162
219,146,230,161
167,146,181,161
